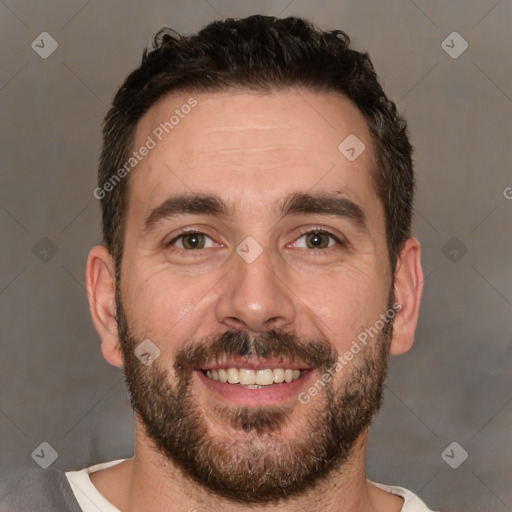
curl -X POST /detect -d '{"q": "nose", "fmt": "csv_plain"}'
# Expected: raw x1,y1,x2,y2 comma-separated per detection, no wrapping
214,243,296,333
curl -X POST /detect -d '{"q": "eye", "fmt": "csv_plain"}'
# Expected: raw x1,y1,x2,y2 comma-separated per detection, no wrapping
292,230,341,250
165,228,343,252
166,231,216,250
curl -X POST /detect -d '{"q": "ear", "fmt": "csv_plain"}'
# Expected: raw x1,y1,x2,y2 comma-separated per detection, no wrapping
389,237,424,355
85,245,124,367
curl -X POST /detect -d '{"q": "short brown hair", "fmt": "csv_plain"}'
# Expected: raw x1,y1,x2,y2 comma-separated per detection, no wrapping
97,15,414,276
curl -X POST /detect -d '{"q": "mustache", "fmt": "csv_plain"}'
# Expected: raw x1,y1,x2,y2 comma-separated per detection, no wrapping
173,328,339,377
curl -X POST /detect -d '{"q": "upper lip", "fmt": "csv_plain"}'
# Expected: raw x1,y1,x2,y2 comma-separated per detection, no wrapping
198,357,312,371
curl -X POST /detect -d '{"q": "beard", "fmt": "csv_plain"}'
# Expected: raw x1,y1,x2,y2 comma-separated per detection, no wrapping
115,288,394,505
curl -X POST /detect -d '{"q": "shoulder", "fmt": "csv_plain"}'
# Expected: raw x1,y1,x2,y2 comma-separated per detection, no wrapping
368,480,439,512
0,467,82,512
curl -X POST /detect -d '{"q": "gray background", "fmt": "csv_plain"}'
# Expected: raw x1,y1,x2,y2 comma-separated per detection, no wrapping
0,0,511,510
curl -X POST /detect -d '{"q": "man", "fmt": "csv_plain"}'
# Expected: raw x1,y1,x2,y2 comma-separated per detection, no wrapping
2,15,436,512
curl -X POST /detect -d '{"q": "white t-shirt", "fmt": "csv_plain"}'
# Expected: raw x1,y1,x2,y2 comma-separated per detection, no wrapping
65,459,438,512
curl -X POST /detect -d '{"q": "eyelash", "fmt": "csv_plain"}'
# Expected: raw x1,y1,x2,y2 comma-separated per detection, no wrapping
165,227,344,252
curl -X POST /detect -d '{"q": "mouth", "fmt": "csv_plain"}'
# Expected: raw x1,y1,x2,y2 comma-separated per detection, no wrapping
195,359,315,406
201,367,305,388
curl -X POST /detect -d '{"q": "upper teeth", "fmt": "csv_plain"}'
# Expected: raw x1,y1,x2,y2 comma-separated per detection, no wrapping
205,368,302,386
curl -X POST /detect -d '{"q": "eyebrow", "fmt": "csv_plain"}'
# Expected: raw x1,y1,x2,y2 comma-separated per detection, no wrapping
143,190,368,235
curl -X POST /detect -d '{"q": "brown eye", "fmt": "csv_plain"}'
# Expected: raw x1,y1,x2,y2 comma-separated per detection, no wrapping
305,232,331,249
167,232,214,250
181,233,205,249
294,230,340,250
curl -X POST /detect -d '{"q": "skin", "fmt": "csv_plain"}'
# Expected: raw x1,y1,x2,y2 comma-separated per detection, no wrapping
86,89,423,512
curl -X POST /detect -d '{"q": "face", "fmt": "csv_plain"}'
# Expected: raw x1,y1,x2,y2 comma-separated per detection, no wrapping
116,89,394,503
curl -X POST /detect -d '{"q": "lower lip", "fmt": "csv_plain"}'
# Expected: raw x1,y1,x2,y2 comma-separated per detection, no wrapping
195,369,315,406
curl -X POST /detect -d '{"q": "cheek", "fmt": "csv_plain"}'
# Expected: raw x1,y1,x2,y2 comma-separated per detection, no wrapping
307,265,388,348
120,243,389,359
121,264,219,348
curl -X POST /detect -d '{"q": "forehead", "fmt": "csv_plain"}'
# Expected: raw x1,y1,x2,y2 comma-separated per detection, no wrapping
126,88,382,231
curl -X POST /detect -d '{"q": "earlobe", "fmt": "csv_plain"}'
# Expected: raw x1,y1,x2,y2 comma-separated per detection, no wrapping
389,238,424,356
85,245,124,367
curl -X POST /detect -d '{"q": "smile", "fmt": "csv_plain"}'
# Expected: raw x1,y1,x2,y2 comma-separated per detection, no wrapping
202,367,304,388
196,360,315,406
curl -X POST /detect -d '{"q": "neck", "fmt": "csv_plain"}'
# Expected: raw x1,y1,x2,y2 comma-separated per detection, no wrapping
90,422,403,512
